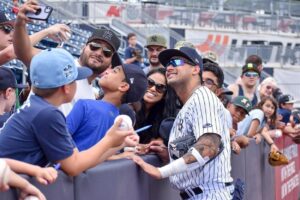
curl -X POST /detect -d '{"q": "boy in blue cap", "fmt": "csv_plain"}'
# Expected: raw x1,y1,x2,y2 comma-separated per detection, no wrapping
0,48,135,176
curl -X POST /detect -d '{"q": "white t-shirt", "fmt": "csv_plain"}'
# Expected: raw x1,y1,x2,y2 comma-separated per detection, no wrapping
59,60,95,116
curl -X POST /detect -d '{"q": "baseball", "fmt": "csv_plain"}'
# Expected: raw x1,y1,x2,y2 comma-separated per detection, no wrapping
114,115,132,131
24,196,39,200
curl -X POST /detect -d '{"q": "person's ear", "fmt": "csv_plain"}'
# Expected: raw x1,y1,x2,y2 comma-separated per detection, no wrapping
4,88,13,99
192,65,200,75
119,82,130,93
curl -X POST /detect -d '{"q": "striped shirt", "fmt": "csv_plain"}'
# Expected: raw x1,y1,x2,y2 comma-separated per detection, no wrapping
168,86,233,191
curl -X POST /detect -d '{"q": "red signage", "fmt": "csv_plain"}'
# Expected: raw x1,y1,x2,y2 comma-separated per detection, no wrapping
274,136,300,200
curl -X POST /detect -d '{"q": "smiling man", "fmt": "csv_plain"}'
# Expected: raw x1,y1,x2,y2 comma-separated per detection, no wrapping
12,0,121,115
143,34,167,74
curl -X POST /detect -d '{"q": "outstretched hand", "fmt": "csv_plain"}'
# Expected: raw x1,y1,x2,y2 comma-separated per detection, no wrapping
16,0,40,23
34,167,58,185
45,24,71,42
129,155,162,179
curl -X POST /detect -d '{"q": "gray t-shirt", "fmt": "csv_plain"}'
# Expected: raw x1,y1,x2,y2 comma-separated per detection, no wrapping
237,109,266,136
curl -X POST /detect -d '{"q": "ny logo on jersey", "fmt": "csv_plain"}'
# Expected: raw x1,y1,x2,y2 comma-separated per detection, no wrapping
203,123,212,128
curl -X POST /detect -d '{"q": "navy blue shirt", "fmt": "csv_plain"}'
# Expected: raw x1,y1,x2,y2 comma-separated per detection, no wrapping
278,108,291,124
0,113,10,128
0,95,75,167
67,99,119,151
124,46,142,67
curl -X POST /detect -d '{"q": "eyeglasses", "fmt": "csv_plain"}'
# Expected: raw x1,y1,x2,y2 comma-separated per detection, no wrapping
0,25,14,34
147,78,167,94
88,42,113,58
244,71,259,78
203,78,218,88
166,58,195,67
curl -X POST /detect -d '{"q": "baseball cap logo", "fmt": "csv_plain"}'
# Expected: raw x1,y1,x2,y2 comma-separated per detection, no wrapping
247,63,254,69
241,98,250,108
130,78,134,84
63,65,74,78
102,30,113,40
151,36,158,42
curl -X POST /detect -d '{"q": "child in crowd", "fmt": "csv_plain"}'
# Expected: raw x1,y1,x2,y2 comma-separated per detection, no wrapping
0,67,27,127
237,96,279,152
0,49,135,176
66,63,147,151
226,96,252,154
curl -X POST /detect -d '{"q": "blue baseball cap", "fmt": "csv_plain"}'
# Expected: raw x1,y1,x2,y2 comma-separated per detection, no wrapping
158,47,203,71
30,48,92,89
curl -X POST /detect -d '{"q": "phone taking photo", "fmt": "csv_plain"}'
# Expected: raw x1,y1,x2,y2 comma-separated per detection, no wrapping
26,5,53,21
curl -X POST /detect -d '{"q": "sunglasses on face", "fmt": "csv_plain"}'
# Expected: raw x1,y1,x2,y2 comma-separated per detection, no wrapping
166,59,195,67
0,25,14,34
244,71,259,78
203,78,218,88
88,42,113,58
147,78,167,94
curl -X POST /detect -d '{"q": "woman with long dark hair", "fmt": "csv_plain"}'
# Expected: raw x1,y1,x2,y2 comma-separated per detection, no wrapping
135,68,178,145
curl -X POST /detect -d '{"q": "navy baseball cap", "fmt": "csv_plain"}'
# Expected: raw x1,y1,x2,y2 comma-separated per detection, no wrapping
278,94,297,104
158,47,203,70
87,28,120,52
0,11,14,26
122,64,148,103
0,67,27,90
30,48,93,89
111,52,123,68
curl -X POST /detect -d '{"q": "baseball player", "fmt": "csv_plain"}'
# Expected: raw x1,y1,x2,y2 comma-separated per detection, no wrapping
131,47,233,199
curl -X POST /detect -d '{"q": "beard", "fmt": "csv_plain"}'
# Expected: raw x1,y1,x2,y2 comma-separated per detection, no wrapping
79,54,110,75
149,56,160,67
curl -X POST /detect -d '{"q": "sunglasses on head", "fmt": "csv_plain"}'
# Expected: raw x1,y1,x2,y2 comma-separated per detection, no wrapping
203,78,218,88
244,71,259,78
0,25,14,34
166,58,195,67
147,78,167,94
88,42,113,58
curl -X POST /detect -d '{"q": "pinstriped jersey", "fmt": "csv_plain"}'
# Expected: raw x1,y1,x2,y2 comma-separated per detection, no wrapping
168,86,232,191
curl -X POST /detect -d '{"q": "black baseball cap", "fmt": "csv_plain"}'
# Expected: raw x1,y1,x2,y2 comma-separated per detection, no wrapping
87,29,120,52
122,64,148,103
0,11,14,26
158,47,203,71
111,52,123,68
242,63,260,75
278,94,297,104
0,67,27,90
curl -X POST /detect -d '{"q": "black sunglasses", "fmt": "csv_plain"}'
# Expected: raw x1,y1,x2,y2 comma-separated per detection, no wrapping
88,42,113,58
0,25,14,34
147,78,167,94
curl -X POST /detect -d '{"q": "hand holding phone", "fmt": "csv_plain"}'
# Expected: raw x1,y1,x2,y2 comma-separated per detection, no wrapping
26,5,53,21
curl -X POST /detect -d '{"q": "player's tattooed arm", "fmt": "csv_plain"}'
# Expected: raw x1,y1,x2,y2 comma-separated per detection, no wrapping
183,133,221,164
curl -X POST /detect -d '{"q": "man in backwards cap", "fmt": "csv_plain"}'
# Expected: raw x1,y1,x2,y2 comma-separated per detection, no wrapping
130,47,233,200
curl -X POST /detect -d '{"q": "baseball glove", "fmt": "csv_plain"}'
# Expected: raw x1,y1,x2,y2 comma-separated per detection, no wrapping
292,134,300,144
268,151,289,166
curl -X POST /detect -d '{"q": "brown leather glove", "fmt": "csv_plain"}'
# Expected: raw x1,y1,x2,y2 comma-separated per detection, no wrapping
268,151,289,166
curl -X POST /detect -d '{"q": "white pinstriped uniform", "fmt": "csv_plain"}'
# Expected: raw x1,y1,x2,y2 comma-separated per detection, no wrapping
168,86,233,200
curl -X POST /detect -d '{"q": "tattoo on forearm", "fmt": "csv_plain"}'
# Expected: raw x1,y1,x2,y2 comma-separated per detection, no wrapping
183,133,221,164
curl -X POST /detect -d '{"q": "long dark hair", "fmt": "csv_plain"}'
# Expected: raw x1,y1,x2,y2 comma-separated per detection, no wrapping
135,68,177,144
255,96,278,127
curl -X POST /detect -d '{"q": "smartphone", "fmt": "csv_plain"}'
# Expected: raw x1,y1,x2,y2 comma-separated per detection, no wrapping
26,5,53,21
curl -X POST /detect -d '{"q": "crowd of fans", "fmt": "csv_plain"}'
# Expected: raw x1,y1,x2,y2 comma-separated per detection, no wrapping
0,0,300,199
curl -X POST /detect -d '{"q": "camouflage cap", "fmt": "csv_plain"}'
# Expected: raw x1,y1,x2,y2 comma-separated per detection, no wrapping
231,96,252,114
174,40,195,50
145,34,167,48
203,51,218,64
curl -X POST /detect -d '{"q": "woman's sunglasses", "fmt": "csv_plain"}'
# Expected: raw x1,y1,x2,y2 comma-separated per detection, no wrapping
165,58,195,67
88,42,113,58
0,25,14,34
147,78,167,94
